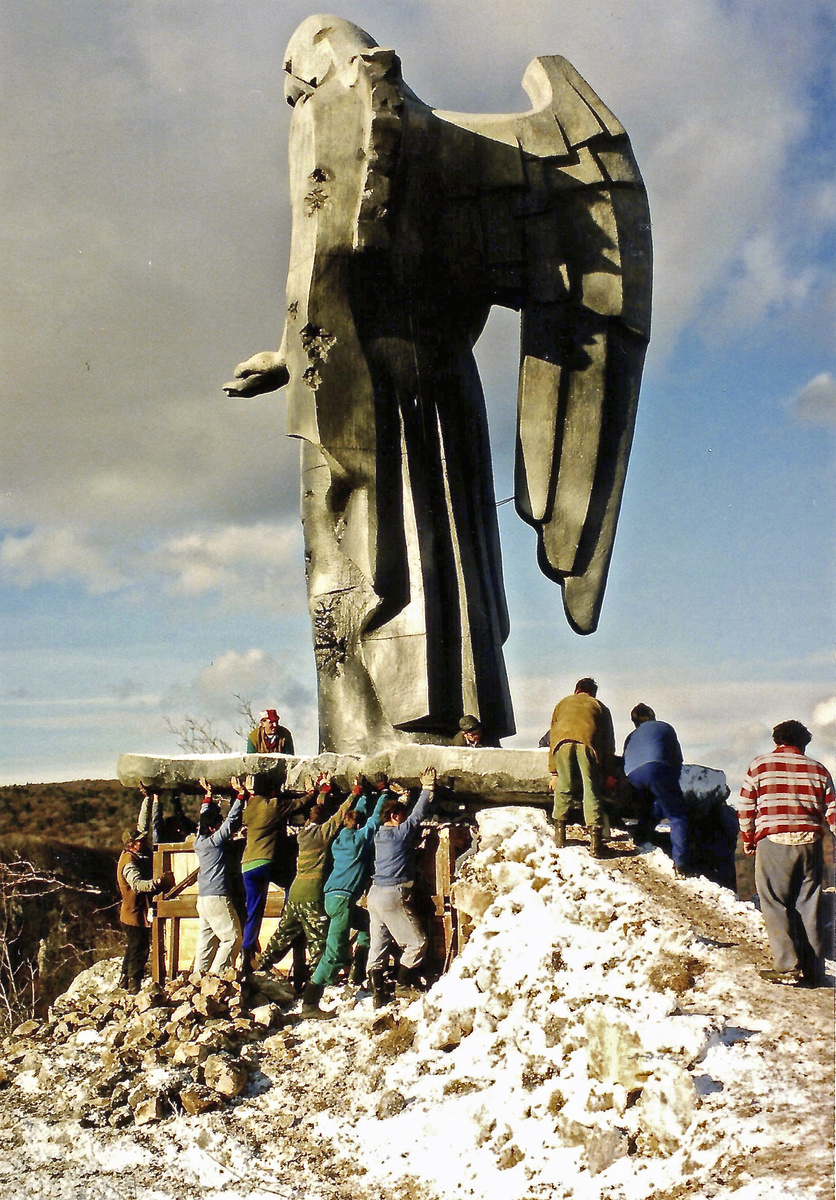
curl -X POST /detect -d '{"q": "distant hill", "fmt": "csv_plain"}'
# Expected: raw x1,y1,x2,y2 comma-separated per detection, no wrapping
0,779,198,853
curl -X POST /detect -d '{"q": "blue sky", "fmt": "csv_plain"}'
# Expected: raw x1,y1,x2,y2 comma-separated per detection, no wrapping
1,0,834,788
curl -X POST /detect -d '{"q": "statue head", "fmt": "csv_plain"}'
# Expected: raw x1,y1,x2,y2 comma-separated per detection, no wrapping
283,14,377,106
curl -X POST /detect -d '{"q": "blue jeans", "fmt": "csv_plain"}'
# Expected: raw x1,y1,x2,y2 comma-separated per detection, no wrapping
628,761,689,868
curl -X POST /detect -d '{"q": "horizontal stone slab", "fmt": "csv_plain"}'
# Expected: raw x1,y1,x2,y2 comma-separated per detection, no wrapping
117,750,729,811
117,747,551,806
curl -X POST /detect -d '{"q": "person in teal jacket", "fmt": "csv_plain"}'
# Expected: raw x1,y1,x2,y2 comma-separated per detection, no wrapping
312,778,388,992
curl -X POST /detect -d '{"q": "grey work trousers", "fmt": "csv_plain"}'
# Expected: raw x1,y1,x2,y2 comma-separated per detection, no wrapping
367,883,427,972
195,894,243,975
754,838,824,973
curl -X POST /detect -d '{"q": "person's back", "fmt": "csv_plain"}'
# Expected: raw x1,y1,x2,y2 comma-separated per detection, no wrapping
741,744,834,842
242,793,284,868
372,788,433,888
623,719,682,776
194,796,243,896
549,692,614,772
325,792,386,898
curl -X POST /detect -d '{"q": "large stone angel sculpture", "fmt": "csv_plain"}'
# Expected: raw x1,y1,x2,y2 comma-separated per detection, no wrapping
225,15,652,754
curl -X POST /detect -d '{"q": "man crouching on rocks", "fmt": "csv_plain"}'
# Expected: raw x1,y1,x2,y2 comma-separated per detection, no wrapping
367,767,437,1008
117,828,169,994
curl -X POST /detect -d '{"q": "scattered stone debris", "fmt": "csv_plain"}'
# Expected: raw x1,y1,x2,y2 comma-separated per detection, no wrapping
0,959,294,1129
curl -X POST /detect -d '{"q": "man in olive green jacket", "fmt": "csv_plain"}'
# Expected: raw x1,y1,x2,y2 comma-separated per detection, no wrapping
548,677,616,855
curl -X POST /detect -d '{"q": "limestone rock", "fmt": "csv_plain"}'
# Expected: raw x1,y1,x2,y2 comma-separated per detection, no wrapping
133,1094,166,1125
179,1083,220,1115
496,1143,524,1170
586,1128,630,1175
172,1041,211,1066
203,1054,249,1098
12,1020,40,1039
585,1006,649,1090
376,1089,406,1118
193,995,225,1019
638,1062,698,1154
251,1004,279,1028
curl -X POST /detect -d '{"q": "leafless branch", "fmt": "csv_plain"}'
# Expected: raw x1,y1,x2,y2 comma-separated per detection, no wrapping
163,714,233,754
232,693,258,742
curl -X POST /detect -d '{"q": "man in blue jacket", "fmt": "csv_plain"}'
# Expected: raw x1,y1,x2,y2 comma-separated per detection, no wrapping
310,777,388,997
367,767,436,1007
193,778,246,974
623,704,690,875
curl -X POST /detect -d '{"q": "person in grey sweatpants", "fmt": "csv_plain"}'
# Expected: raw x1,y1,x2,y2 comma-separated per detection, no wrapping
193,779,246,974
367,767,436,1006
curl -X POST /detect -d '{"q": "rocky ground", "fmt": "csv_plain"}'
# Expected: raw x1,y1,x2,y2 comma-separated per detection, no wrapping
0,810,832,1200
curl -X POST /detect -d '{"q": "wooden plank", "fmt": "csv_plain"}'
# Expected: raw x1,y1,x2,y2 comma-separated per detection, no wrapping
168,917,181,978
151,915,165,984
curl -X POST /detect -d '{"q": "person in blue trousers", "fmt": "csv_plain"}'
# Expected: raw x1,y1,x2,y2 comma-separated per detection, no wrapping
623,704,691,876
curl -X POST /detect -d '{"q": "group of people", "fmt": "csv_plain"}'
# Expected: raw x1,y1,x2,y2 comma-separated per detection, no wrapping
117,692,834,1000
117,744,442,1013
545,678,835,988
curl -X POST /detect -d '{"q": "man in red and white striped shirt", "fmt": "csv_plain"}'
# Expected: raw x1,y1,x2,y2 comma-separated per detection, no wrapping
740,720,835,986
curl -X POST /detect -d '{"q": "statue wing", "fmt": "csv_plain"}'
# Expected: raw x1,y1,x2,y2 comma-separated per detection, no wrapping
435,56,652,634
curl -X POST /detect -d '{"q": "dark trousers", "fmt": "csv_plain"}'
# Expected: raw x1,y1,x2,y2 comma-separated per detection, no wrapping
242,862,273,954
121,922,151,982
628,761,689,868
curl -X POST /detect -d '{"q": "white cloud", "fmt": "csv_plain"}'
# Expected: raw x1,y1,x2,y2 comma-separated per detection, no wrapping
0,528,128,593
789,372,836,427
151,522,303,606
708,233,816,334
162,647,318,753
812,695,836,734
0,520,306,611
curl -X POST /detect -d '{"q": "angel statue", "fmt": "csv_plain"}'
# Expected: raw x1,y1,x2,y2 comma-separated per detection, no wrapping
225,15,652,755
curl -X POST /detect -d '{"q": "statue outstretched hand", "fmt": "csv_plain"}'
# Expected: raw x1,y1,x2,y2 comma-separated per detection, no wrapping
223,351,289,398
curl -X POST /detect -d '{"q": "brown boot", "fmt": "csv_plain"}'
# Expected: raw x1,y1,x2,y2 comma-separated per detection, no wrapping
587,825,605,859
300,981,336,1020
551,819,567,848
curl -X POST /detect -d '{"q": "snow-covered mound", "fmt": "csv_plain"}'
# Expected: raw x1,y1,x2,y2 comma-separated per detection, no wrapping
0,807,831,1200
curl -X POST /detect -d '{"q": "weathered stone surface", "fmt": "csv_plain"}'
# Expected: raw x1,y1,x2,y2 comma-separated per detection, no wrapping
251,1004,279,1029
586,1128,630,1175
249,975,296,1007
585,1007,649,1090
179,1083,220,1115
117,750,728,815
117,752,291,790
172,1041,211,1066
496,1143,524,1170
376,1089,406,1119
118,748,551,804
133,1094,166,1125
12,1020,40,1038
638,1062,698,1154
203,1054,248,1098
193,995,225,1019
